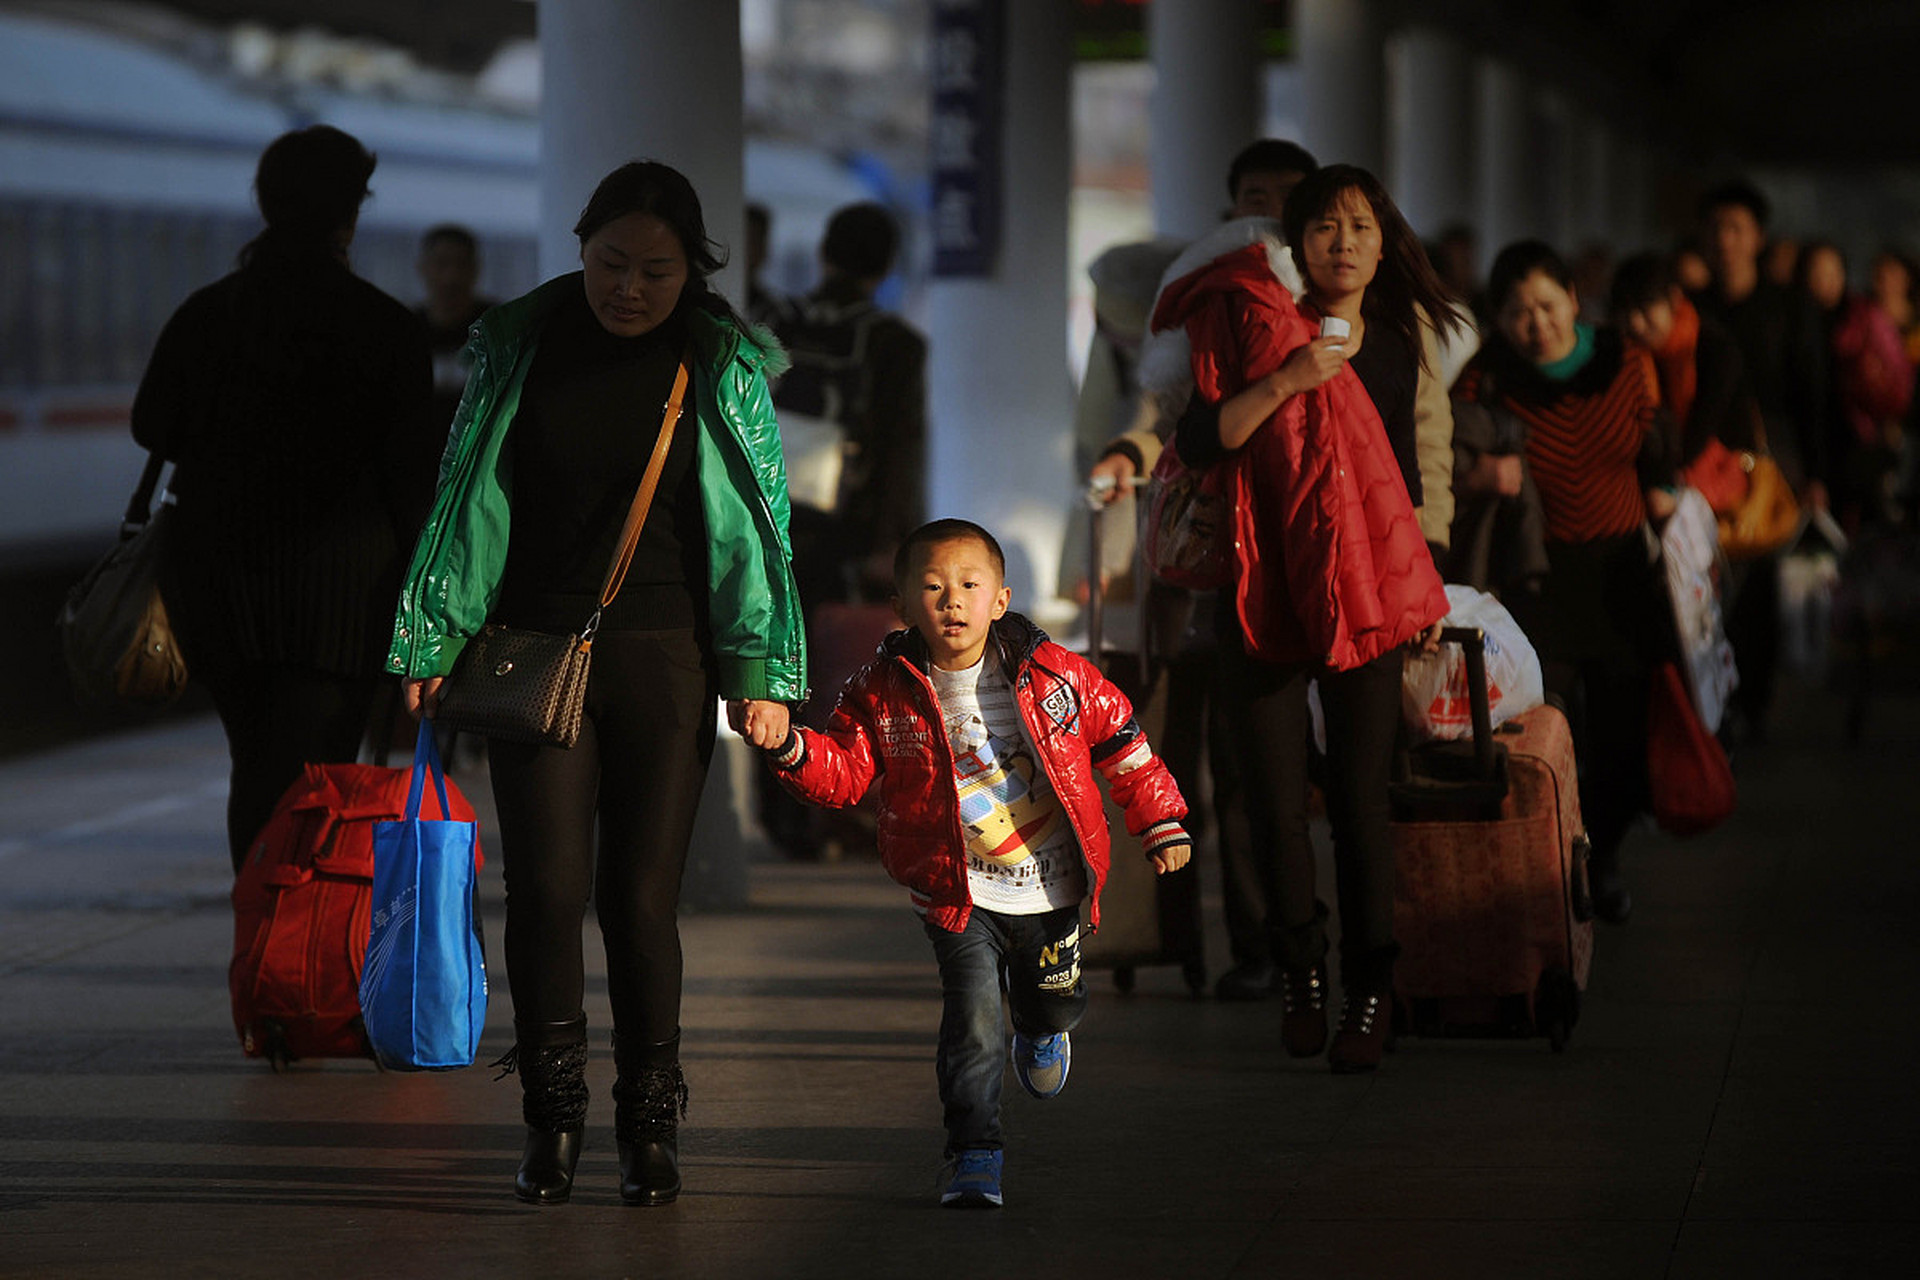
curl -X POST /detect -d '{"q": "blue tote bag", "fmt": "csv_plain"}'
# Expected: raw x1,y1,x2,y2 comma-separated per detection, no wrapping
361,723,488,1070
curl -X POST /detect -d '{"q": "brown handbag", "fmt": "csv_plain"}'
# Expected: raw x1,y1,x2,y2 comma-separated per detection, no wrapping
58,453,190,705
434,357,690,747
1717,450,1801,560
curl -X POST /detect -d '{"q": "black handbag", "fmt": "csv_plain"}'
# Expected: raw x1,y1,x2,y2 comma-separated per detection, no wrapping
57,453,190,705
434,358,690,747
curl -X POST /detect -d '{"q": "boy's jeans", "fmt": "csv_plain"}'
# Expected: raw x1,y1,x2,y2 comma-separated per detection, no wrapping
923,903,1087,1153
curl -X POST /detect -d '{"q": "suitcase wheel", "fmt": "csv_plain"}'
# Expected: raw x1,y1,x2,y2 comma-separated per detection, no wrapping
1569,834,1596,924
1537,968,1580,1053
1112,965,1137,994
259,1020,294,1073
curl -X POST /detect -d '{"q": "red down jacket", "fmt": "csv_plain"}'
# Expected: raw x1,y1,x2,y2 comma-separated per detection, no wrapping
771,614,1187,933
1152,242,1447,670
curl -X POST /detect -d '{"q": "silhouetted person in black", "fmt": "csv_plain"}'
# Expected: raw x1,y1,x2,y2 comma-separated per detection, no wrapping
131,125,437,872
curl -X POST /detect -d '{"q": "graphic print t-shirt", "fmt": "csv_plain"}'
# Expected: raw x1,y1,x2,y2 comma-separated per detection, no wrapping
927,655,1087,914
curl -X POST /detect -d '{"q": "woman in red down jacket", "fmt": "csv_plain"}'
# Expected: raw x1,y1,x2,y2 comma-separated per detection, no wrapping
1159,165,1467,1073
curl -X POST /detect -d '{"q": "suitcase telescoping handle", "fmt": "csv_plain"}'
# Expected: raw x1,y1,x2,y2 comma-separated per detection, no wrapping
1437,625,1497,782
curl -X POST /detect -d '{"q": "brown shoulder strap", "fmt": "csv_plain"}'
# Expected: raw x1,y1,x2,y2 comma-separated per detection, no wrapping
595,354,692,612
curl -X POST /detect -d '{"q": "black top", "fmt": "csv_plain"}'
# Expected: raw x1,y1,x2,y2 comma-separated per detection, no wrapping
495,279,706,635
130,235,438,675
772,276,928,550
1685,314,1762,460
1346,327,1421,506
1692,280,1830,483
1175,324,1422,508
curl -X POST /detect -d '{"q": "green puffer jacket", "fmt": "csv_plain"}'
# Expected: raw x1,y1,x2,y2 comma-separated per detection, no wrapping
386,274,807,701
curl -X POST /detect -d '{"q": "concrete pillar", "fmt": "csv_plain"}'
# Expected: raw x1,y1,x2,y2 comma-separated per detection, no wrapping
1385,25,1473,240
537,1,755,905
537,0,746,302
1147,0,1262,239
1293,0,1385,173
924,0,1074,612
1473,57,1531,266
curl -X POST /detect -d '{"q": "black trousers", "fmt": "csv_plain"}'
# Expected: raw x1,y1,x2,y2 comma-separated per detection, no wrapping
201,661,378,873
1221,630,1405,981
486,629,718,1046
1516,533,1660,866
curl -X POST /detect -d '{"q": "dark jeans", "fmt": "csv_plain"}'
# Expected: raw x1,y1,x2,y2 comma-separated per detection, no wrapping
201,661,378,873
1221,633,1405,983
487,629,717,1045
922,904,1087,1152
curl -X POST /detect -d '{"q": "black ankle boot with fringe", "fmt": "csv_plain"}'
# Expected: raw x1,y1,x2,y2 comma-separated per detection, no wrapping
493,1016,589,1204
612,1030,687,1206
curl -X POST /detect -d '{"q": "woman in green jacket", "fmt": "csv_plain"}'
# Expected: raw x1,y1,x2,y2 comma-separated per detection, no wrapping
391,161,805,1207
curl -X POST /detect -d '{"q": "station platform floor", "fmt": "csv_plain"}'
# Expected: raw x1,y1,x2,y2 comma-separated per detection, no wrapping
0,673,1914,1280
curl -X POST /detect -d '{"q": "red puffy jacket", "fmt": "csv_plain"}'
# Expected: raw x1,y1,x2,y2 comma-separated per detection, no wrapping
1152,242,1447,670
771,614,1187,933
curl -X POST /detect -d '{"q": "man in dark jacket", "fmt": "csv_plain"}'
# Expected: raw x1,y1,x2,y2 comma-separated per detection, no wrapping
773,201,928,601
1692,180,1827,741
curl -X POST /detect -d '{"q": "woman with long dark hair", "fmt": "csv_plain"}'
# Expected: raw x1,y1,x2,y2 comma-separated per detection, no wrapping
1159,164,1466,1072
131,125,438,873
1455,240,1675,924
391,160,805,1206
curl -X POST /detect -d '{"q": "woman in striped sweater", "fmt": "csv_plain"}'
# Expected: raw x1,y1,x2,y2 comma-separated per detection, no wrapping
1453,241,1677,924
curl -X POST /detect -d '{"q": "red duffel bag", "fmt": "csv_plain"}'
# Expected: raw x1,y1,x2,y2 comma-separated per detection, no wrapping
230,757,481,1069
1647,661,1736,838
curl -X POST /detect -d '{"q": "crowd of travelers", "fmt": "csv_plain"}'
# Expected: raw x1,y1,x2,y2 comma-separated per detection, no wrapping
123,121,1912,1214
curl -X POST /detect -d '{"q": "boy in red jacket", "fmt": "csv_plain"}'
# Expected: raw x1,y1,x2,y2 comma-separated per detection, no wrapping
759,518,1189,1209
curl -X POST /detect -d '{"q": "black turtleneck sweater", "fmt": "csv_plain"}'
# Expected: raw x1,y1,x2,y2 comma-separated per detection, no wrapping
495,281,707,635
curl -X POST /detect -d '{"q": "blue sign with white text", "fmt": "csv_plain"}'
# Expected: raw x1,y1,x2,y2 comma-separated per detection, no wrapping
930,0,1004,277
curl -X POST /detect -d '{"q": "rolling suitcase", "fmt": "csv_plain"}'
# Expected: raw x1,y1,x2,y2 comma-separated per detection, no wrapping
1389,627,1594,1051
1078,493,1207,994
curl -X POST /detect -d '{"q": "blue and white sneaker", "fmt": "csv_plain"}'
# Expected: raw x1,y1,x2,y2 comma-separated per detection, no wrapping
1011,1030,1071,1099
941,1148,1004,1208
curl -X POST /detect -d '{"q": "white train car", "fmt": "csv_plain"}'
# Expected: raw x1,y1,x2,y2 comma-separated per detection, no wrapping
0,8,877,557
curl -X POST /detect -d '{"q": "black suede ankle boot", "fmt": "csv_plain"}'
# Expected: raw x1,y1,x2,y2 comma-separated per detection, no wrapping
613,1030,687,1206
493,1016,589,1204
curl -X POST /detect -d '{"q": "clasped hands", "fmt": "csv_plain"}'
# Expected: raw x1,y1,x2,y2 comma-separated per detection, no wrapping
727,698,791,749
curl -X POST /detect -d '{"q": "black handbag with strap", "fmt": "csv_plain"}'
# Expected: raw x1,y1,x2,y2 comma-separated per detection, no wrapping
58,453,190,705
433,356,691,748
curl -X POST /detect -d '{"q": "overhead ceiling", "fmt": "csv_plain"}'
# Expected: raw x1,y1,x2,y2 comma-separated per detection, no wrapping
1399,0,1920,168
139,0,1920,168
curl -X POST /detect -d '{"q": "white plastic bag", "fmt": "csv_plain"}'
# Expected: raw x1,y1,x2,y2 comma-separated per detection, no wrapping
1401,585,1546,742
1661,488,1738,734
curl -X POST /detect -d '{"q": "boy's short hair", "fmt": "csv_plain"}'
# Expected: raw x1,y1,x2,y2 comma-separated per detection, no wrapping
1698,179,1771,229
892,519,1006,592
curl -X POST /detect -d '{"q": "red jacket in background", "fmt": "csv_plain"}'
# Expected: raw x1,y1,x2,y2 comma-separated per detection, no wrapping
1151,241,1447,671
771,614,1187,934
